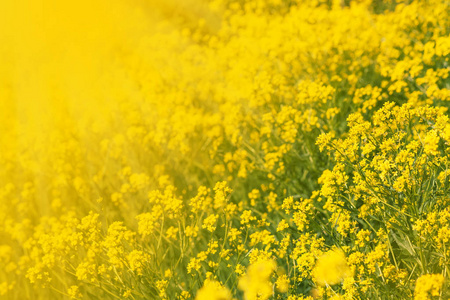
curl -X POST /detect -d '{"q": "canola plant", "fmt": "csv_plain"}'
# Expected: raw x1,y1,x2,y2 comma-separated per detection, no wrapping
0,0,450,299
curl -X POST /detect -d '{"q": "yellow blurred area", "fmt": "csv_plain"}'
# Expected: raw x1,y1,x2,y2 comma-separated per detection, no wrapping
0,0,213,142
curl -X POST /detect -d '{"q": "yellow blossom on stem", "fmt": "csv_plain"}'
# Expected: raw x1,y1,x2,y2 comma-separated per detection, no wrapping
414,274,444,300
196,279,232,300
313,249,353,286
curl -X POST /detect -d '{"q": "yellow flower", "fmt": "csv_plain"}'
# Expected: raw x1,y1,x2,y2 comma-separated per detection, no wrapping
313,249,353,286
202,214,219,232
67,285,82,299
156,280,168,298
414,274,444,300
196,279,232,300
122,289,132,298
240,210,256,226
275,274,289,293
238,259,276,300
277,220,289,232
127,250,149,275
423,130,440,156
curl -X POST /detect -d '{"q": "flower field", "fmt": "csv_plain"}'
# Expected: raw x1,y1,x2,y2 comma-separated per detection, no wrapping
1,0,450,299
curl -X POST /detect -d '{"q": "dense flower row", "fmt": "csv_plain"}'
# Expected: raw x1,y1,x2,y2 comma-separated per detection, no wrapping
0,0,449,299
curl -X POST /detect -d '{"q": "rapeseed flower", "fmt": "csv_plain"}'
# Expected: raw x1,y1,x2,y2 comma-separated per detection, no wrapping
313,249,353,286
414,274,445,300
239,259,276,300
196,279,232,300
